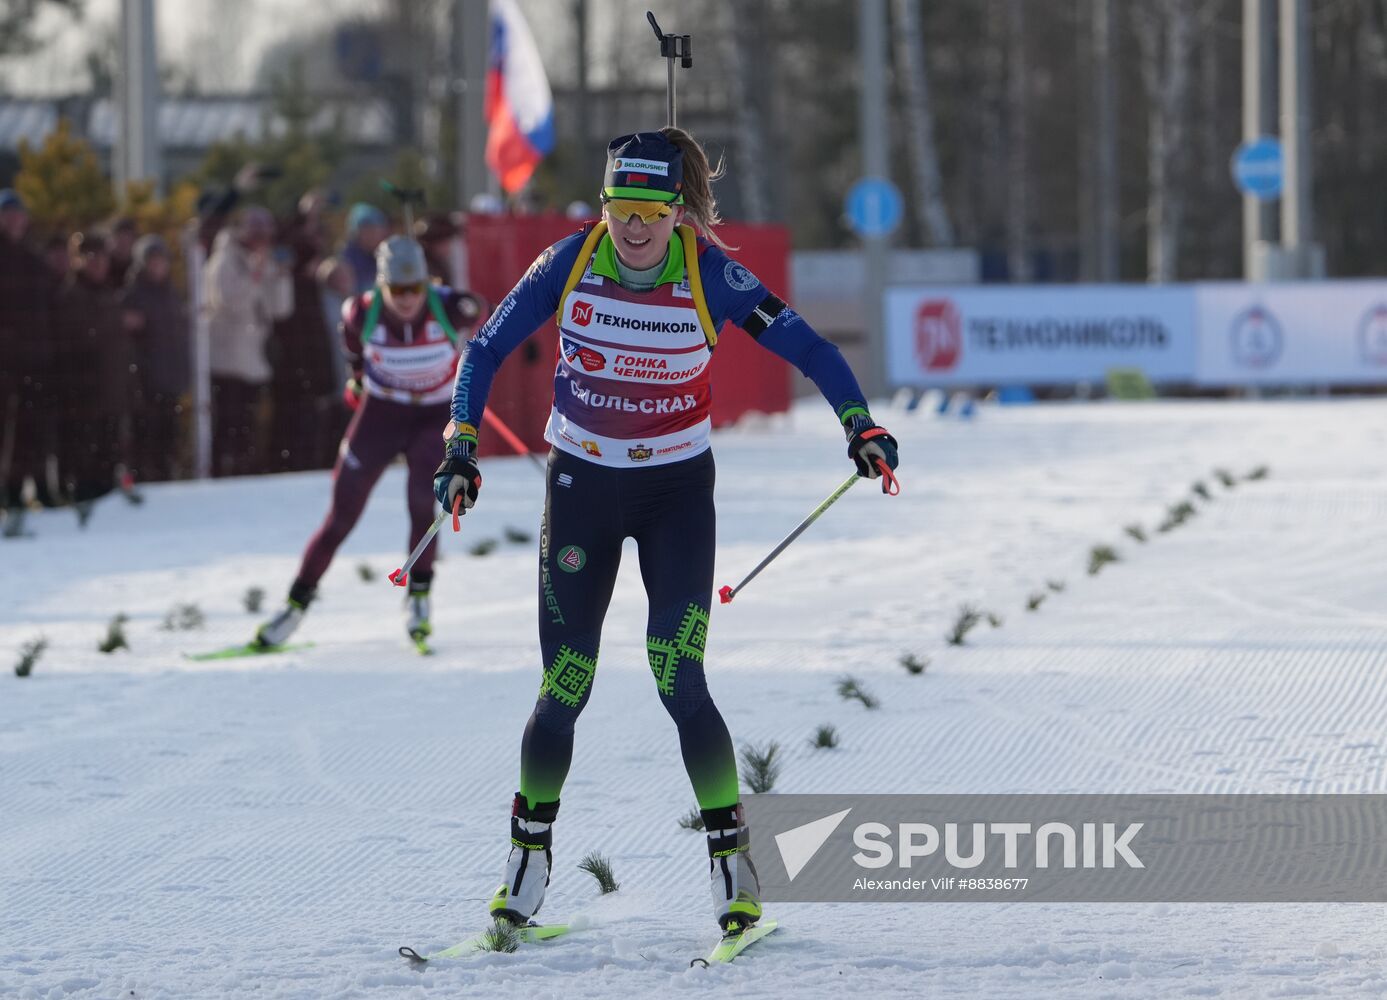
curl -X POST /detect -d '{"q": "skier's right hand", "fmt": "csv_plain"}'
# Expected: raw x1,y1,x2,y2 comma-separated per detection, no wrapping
434,447,481,514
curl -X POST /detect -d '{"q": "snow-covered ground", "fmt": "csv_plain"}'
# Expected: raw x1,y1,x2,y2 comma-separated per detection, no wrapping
3,397,1386,998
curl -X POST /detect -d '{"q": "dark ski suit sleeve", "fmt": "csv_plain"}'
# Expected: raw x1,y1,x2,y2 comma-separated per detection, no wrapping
449,232,586,430
697,243,870,423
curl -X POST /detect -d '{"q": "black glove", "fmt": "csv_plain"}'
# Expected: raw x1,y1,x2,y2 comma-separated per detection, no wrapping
434,441,481,514
845,414,900,486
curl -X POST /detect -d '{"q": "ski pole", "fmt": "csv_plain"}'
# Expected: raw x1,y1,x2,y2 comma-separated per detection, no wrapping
482,406,547,474
718,461,899,605
390,496,463,588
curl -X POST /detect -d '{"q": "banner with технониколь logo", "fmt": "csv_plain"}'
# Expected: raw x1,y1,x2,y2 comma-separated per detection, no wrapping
885,281,1387,388
885,285,1197,387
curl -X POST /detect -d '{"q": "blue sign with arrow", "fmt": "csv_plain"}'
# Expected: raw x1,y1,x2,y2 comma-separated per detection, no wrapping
845,176,903,238
1230,137,1283,201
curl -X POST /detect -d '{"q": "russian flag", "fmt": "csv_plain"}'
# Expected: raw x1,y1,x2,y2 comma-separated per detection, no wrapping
485,0,555,194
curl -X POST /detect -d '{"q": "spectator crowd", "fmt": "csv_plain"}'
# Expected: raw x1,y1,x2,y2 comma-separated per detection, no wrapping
0,177,467,531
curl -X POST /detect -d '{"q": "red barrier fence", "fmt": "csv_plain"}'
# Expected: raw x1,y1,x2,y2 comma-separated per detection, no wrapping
464,214,792,456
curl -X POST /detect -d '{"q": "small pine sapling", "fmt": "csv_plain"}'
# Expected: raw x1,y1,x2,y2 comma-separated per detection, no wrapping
577,852,620,894
1088,544,1120,576
98,614,130,653
836,675,879,709
1158,500,1198,532
476,919,521,953
946,604,983,645
161,603,205,631
739,740,783,793
15,637,47,677
900,653,929,675
810,724,840,749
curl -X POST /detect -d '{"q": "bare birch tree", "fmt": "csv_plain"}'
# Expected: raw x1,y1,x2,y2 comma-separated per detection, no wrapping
725,1,772,222
1091,0,1119,281
891,0,954,246
1135,0,1203,283
1005,0,1030,280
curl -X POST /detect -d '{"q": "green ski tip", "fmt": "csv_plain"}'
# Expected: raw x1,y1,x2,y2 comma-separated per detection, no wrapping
697,919,779,966
184,641,315,662
400,922,573,963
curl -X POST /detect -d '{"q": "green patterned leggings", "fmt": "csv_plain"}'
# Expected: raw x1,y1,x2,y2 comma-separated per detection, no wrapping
518,447,739,810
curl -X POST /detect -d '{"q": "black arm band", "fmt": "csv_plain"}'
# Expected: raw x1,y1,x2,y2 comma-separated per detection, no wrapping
741,293,788,339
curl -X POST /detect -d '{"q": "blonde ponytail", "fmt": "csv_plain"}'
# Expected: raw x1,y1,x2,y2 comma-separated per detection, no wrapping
661,126,736,251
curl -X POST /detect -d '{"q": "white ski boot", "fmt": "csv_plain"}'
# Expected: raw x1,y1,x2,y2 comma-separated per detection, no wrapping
704,803,763,930
489,794,559,925
406,582,431,650
254,583,313,648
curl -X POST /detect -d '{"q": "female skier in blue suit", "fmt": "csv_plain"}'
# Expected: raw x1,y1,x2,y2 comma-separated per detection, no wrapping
436,128,899,934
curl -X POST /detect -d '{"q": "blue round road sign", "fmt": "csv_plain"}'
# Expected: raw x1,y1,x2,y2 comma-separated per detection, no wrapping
1230,137,1283,201
845,177,903,238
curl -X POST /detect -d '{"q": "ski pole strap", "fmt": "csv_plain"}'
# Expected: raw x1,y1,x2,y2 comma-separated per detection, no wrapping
876,458,900,496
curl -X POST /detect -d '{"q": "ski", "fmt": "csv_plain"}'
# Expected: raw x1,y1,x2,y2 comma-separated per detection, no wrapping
184,641,315,662
695,919,779,966
399,922,572,964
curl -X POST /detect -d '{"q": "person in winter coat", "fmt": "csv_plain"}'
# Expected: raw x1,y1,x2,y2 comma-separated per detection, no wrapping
340,203,388,295
0,189,57,525
270,190,342,472
53,231,133,505
204,206,292,477
120,235,189,482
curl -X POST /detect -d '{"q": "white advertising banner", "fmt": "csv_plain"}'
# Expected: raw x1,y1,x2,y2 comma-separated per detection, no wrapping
1194,281,1387,385
884,286,1198,386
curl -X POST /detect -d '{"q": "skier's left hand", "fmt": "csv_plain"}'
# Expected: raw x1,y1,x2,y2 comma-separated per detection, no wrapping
847,423,900,491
